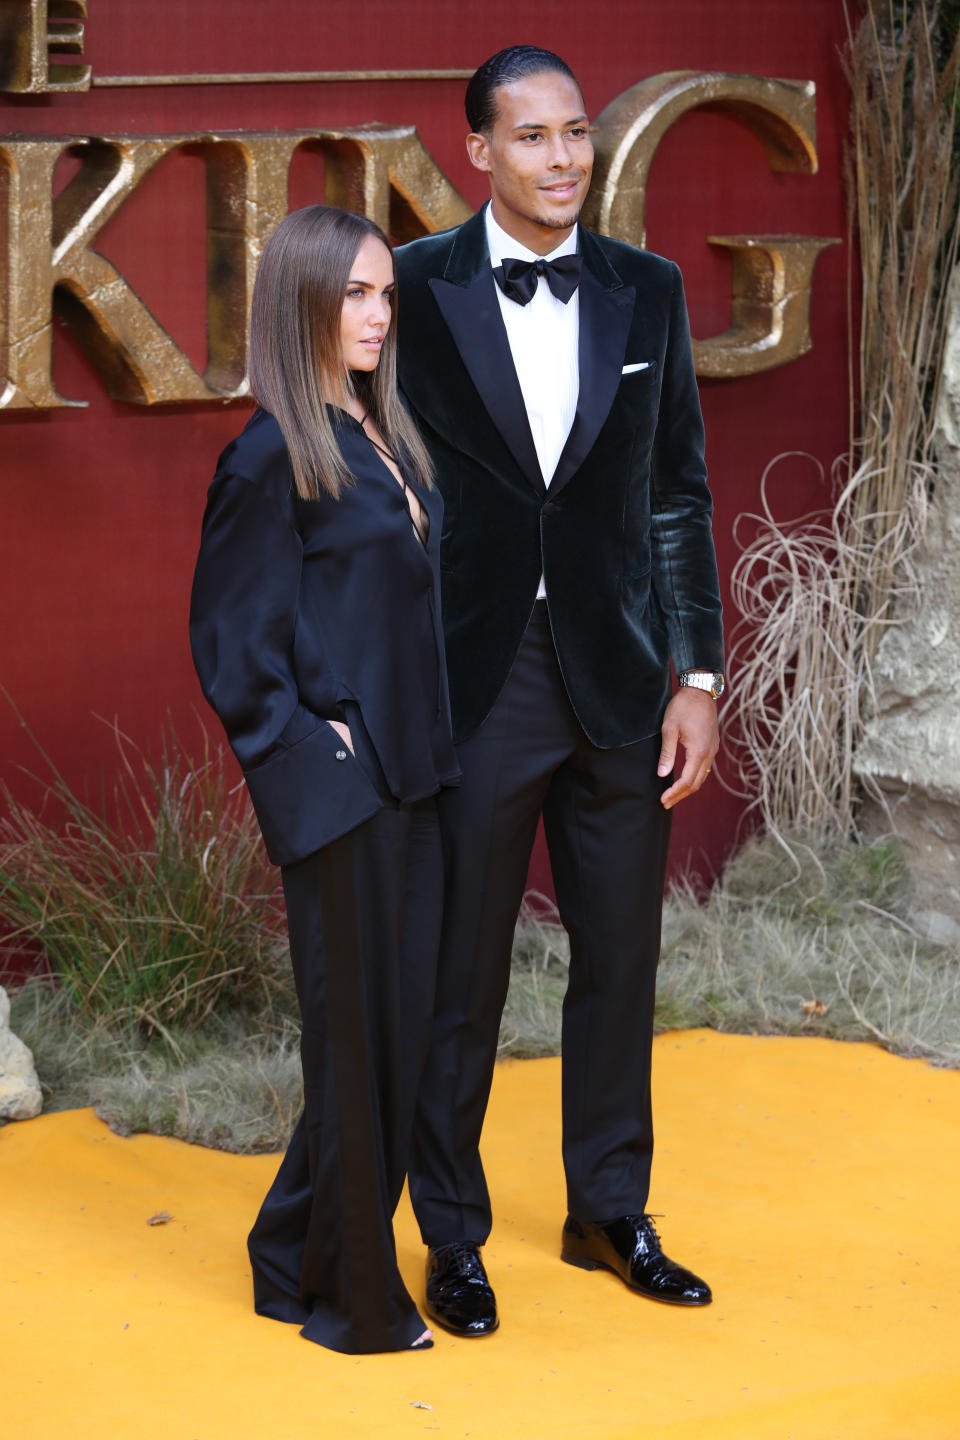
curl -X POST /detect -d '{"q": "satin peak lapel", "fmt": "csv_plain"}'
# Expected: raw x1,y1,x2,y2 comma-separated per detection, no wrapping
550,247,635,496
428,262,545,498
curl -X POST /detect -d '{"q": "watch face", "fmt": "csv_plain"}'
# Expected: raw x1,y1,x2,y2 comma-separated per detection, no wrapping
712,674,726,699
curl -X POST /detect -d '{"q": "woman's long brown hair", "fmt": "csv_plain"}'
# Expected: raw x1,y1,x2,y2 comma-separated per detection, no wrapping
248,205,433,500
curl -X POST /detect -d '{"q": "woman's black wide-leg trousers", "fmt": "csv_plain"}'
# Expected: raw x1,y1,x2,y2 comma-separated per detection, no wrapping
247,794,442,1353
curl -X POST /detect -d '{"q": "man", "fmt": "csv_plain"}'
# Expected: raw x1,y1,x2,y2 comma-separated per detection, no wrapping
395,45,725,1337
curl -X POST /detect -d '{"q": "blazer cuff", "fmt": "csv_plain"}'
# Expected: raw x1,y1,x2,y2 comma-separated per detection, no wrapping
243,714,384,866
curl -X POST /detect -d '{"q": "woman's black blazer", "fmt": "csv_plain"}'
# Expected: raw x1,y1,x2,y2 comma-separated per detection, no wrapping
189,407,459,866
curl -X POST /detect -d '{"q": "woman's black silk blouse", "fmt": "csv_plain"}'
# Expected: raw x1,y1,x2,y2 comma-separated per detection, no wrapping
190,406,459,866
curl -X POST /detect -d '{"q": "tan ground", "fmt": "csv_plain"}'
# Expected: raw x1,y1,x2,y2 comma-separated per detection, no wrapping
2,1029,957,1439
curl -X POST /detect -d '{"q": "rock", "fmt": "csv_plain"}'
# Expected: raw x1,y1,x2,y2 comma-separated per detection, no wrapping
855,267,960,927
0,985,43,1121
912,909,960,946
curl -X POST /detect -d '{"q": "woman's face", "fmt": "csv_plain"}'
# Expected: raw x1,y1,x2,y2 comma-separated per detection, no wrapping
340,234,395,372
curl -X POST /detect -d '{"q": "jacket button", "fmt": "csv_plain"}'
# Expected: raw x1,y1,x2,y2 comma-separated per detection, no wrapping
542,500,558,517
335,750,347,761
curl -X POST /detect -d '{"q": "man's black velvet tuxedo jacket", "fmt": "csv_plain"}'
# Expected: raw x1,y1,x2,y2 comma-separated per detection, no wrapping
395,207,724,748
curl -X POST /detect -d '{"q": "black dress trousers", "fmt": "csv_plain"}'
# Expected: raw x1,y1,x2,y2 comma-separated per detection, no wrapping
247,789,442,1354
409,603,673,1246
190,409,459,1354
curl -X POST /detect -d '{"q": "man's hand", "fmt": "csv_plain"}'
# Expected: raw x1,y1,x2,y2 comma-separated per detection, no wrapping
657,689,719,809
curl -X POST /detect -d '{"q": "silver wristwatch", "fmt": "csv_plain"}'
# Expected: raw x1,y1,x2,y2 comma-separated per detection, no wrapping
679,670,725,700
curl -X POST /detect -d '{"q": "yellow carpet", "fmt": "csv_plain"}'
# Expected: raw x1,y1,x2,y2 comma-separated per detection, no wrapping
2,1030,958,1440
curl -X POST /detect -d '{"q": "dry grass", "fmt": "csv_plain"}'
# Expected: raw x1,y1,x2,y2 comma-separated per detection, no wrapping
9,977,302,1153
0,715,290,1034
502,834,960,1069
497,892,570,1057
8,832,958,1154
725,1,960,840
655,834,960,1065
90,1026,303,1153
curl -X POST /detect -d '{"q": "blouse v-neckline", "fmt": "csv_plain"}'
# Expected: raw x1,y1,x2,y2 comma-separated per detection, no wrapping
355,412,430,552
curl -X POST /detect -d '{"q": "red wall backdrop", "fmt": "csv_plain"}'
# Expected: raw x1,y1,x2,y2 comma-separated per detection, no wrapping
1,0,851,897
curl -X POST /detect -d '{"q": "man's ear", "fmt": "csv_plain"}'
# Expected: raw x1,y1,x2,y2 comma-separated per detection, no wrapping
466,131,491,173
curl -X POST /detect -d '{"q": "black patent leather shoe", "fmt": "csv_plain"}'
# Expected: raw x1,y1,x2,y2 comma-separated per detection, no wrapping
424,1242,499,1337
561,1214,712,1305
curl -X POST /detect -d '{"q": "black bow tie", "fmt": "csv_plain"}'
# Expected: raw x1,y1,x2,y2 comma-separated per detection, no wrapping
493,253,582,307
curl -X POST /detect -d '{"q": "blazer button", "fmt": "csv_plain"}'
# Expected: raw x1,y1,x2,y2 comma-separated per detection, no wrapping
542,500,559,517
335,750,347,761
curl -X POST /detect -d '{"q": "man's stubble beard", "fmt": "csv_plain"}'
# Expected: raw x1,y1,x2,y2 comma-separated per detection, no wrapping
535,203,585,231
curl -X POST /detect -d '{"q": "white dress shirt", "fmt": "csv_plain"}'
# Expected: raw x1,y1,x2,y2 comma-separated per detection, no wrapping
485,206,580,597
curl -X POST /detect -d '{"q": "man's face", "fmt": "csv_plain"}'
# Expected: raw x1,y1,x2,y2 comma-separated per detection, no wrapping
467,69,594,253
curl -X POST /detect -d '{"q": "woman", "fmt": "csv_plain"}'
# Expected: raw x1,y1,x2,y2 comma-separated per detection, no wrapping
189,205,459,1354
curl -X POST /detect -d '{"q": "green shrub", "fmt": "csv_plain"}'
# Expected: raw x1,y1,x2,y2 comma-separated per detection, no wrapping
0,719,290,1034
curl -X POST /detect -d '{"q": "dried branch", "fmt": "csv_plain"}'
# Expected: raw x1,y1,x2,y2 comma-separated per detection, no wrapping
724,0,960,839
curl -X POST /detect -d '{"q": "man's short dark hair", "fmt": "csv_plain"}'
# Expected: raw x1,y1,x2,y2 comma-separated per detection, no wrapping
465,46,581,134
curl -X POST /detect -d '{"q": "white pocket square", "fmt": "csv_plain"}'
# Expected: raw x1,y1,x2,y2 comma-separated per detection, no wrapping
621,361,653,374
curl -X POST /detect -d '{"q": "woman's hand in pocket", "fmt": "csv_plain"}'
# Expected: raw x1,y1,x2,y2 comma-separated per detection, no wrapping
327,720,354,754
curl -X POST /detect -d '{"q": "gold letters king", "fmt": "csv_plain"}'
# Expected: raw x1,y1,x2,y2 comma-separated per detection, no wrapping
0,73,839,410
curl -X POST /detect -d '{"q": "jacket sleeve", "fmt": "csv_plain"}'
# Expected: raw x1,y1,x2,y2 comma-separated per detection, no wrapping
189,469,382,865
649,264,725,677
